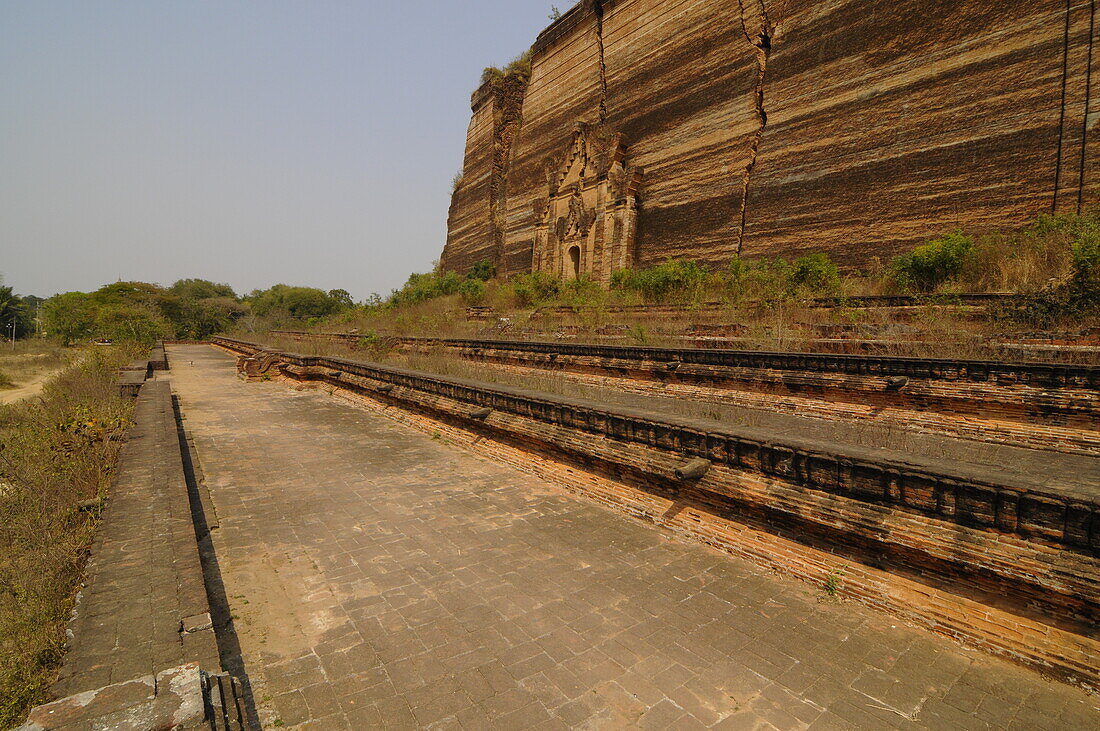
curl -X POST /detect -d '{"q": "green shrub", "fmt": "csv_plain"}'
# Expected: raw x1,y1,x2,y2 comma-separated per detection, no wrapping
739,257,794,303
996,218,1100,325
469,260,496,281
458,277,487,304
1071,230,1100,293
510,271,563,307
560,275,605,310
388,271,465,308
889,231,975,292
611,260,709,303
789,253,840,295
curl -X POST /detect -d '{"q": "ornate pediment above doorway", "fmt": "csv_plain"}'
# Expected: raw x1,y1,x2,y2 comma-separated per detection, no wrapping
532,123,642,285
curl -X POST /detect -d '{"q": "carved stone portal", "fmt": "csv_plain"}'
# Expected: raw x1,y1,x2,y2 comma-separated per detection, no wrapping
533,123,642,285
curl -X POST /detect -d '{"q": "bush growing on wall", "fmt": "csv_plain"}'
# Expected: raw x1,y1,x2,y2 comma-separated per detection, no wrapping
469,260,496,281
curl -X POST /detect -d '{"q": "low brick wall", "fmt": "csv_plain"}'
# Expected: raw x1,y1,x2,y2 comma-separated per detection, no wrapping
269,332,1100,388
216,336,1100,689
150,341,168,371
52,380,219,695
269,330,1100,454
454,355,1100,456
25,377,246,728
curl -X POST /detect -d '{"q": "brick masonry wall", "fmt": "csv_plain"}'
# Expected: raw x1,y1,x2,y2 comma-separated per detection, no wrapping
51,381,219,698
454,347,1100,455
442,0,1100,275
453,349,1100,452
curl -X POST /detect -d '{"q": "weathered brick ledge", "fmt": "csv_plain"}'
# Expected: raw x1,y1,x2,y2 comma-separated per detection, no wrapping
217,336,1099,688
21,379,246,729
272,330,1100,454
269,332,1100,388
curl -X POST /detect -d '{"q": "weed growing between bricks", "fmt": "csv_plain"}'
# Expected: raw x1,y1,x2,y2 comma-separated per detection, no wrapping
0,348,135,726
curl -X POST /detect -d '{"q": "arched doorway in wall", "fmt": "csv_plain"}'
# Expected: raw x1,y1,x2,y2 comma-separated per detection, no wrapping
567,245,580,280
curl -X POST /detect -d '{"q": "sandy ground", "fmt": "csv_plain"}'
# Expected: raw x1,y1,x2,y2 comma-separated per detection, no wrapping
0,348,74,405
0,367,66,405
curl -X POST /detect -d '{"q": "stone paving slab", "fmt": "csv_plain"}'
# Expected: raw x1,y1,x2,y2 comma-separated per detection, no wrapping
168,345,1100,730
52,379,219,699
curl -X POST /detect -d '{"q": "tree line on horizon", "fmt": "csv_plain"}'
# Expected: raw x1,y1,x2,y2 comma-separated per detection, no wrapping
0,279,358,344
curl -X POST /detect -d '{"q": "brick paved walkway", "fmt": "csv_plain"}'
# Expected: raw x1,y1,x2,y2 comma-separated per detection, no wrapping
53,379,219,698
168,345,1099,730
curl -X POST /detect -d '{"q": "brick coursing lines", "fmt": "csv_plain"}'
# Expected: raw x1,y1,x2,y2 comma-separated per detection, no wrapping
315,366,1099,620
458,352,1100,454
215,338,1099,555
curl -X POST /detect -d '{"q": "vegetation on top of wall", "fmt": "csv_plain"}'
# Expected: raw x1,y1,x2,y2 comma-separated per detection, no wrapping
469,260,497,281
611,260,709,302
994,215,1100,326
240,212,1100,347
884,213,1093,296
480,49,534,88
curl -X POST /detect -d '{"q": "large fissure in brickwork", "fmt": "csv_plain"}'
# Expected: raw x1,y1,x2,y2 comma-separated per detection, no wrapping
490,76,528,266
594,0,609,124
1052,0,1098,214
735,0,772,255
1054,0,1073,213
1077,0,1096,213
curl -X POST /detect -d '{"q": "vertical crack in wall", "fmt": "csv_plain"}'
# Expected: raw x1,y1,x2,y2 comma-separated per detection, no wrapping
735,0,772,255
490,75,528,268
594,0,609,124
1077,0,1097,213
1054,0,1073,212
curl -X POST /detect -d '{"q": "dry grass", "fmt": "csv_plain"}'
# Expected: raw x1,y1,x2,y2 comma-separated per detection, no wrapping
247,215,1099,362
0,341,73,392
0,347,135,727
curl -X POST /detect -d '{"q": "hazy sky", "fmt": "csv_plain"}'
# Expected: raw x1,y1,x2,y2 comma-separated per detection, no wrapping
1,1,561,300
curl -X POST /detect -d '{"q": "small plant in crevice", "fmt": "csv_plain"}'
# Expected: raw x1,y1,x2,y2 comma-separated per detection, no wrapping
822,569,843,600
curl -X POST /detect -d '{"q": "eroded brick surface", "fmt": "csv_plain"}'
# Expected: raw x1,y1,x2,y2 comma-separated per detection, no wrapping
168,346,1100,729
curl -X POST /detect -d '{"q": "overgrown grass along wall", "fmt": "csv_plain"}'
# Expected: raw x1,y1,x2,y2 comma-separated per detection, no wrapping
0,348,135,727
244,212,1100,345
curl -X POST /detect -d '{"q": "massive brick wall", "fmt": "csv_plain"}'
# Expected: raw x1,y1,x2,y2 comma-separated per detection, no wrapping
442,84,498,275
440,0,1099,278
443,74,529,276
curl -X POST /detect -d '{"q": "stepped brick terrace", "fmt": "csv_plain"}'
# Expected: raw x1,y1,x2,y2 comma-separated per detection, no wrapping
161,344,1097,728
